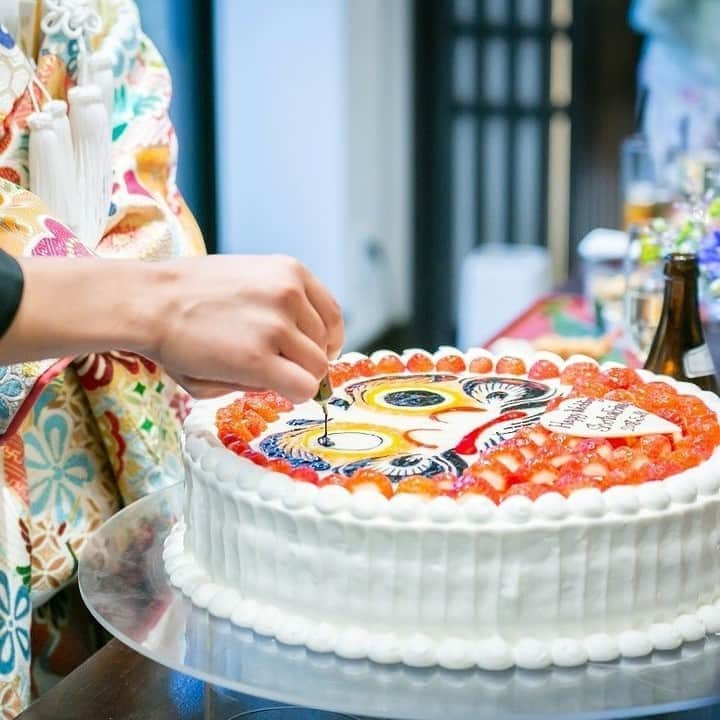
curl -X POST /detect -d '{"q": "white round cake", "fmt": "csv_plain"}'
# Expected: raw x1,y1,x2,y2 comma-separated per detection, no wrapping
164,347,720,669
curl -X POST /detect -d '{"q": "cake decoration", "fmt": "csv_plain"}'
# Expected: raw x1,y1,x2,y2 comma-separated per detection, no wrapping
540,397,682,437
233,372,562,483
214,351,720,502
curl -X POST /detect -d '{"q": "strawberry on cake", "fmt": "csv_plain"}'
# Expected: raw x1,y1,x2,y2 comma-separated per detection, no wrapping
164,348,720,670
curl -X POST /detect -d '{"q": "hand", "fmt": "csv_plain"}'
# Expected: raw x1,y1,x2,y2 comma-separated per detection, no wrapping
5,254,343,405
146,255,344,402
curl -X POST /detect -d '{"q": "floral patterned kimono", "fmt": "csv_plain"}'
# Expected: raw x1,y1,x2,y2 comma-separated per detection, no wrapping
0,2,204,715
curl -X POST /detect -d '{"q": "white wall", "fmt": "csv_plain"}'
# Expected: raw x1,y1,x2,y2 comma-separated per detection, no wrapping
213,0,412,350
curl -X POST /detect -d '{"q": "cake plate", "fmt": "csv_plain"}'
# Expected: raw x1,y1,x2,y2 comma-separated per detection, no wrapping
79,483,720,720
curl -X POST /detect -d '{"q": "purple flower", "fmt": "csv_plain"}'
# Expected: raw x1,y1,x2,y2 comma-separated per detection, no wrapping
699,231,720,279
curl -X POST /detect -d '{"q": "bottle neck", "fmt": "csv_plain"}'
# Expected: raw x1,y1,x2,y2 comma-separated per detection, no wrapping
662,272,700,330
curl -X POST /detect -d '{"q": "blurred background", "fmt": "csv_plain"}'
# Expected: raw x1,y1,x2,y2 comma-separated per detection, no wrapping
134,0,663,354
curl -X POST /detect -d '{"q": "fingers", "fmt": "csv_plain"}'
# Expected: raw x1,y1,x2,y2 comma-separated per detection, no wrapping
261,355,319,403
172,374,261,399
302,270,344,360
176,361,317,404
278,325,328,382
296,296,327,352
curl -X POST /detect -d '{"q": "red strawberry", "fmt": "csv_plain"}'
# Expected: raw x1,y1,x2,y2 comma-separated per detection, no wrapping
548,451,579,469
429,471,459,496
241,409,267,438
652,458,684,477
406,353,434,372
329,362,353,387
219,423,252,442
317,472,348,487
689,435,716,460
610,446,635,468
630,452,651,471
267,459,293,475
554,473,601,497
395,476,442,497
604,468,629,487
247,391,293,412
527,426,550,447
469,356,494,373
645,380,678,396
436,355,466,373
638,434,672,460
504,436,538,460
485,447,525,473
244,396,280,422
570,376,611,399
603,367,641,390
454,476,501,504
686,419,720,445
670,448,702,471
376,355,405,374
559,361,599,385
241,448,269,466
580,458,610,478
524,459,558,485
344,468,394,498
528,359,561,380
576,438,613,460
657,408,686,432
557,434,582,449
353,358,377,378
227,439,250,455
608,437,629,449
496,356,527,375
218,430,242,446
635,462,664,483
290,466,320,484
504,482,551,501
603,389,637,405
466,459,510,491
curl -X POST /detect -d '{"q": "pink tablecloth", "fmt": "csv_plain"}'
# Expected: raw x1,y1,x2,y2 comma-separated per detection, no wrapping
484,293,641,367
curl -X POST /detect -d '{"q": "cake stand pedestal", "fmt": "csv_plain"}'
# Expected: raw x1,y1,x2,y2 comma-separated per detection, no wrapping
78,483,720,720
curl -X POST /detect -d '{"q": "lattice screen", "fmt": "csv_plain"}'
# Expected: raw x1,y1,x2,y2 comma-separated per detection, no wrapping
414,0,575,346
451,0,573,276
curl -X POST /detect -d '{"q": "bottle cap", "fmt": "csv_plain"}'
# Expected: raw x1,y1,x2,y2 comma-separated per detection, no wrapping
664,252,698,277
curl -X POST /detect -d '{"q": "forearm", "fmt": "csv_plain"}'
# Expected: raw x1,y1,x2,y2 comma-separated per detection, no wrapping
0,257,171,364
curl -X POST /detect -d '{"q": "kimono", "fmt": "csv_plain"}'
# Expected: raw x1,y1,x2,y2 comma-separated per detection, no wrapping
0,1,204,715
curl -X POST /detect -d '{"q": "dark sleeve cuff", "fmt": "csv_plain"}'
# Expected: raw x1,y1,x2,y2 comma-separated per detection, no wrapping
0,249,24,339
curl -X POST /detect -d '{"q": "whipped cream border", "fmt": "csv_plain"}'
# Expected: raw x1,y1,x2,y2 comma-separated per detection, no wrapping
164,518,720,670
184,347,720,525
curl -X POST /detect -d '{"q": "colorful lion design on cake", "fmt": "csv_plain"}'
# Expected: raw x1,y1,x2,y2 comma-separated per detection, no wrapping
167,348,720,671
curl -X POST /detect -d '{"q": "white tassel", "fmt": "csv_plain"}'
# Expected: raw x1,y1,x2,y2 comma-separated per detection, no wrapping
88,51,114,122
68,84,112,249
28,111,68,218
42,99,78,229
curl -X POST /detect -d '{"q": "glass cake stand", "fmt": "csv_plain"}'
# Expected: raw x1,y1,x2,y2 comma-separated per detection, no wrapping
79,483,720,720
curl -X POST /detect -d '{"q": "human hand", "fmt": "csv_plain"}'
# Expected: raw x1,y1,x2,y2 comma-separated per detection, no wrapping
145,254,344,402
5,254,342,404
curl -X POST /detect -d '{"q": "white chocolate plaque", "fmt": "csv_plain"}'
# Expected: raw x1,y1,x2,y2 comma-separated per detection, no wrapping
540,397,681,438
